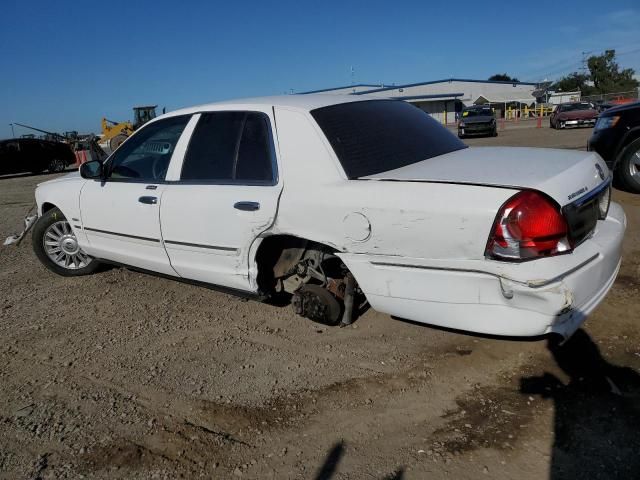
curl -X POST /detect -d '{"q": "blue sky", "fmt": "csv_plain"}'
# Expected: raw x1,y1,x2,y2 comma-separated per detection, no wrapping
1,0,639,139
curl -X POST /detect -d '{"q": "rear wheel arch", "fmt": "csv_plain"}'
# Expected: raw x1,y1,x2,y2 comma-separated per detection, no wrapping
252,234,342,293
252,233,363,325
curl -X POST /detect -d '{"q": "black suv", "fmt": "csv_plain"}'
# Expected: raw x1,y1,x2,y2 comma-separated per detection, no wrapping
588,101,640,193
0,138,75,176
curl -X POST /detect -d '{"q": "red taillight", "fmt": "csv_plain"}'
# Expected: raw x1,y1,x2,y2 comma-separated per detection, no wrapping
486,190,571,261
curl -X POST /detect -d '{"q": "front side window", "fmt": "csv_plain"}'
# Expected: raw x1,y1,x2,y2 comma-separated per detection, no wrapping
107,115,190,181
180,111,275,184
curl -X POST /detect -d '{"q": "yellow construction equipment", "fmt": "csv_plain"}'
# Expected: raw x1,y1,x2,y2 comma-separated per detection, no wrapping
101,105,158,151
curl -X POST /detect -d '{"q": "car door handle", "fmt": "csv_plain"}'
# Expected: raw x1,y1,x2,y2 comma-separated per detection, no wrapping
138,196,158,205
234,201,260,211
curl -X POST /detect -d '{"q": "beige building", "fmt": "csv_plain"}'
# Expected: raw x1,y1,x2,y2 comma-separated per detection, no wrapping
301,78,538,124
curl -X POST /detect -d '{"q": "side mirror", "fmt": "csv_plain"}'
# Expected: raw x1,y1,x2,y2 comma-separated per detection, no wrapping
80,160,103,179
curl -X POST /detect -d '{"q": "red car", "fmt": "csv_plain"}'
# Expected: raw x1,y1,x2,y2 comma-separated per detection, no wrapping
550,102,598,129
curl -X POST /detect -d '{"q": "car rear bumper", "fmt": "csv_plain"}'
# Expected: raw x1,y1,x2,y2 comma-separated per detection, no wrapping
339,202,626,338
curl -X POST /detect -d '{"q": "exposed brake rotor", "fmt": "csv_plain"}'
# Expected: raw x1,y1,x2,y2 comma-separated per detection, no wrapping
292,284,342,326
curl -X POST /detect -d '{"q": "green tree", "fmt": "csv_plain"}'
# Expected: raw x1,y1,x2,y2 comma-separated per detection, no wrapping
587,49,638,94
552,72,590,93
488,73,520,82
552,50,638,95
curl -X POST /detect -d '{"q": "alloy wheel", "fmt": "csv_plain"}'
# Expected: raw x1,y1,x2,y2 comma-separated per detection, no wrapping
49,159,66,173
43,220,92,269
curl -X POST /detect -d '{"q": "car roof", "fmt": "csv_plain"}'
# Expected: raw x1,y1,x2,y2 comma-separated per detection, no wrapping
601,100,640,115
164,94,383,117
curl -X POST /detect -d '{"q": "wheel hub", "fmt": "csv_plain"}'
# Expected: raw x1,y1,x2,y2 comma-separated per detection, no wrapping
60,235,79,254
292,284,342,326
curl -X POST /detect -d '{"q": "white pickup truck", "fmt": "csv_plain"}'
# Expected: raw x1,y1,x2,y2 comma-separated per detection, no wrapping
26,95,625,338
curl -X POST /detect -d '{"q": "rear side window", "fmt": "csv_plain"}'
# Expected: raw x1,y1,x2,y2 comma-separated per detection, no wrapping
181,112,275,184
311,100,467,179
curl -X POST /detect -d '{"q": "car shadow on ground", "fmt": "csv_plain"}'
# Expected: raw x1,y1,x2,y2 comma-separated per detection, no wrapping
520,329,640,480
313,441,404,480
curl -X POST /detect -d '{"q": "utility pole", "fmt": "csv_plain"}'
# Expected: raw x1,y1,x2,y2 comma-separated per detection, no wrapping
10,123,15,138
580,51,592,75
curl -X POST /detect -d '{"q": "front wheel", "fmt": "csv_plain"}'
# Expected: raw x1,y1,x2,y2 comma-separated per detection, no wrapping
48,158,66,173
32,207,99,276
109,134,128,152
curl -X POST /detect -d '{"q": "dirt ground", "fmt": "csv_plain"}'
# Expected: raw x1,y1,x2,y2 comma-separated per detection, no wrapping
1,125,638,480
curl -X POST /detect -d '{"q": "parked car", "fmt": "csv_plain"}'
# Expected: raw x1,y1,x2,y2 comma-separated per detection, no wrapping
27,96,625,339
596,102,615,113
549,102,598,129
588,101,640,193
457,106,497,138
0,138,75,176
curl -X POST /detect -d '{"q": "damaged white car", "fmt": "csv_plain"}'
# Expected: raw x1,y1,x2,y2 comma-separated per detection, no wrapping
24,96,625,338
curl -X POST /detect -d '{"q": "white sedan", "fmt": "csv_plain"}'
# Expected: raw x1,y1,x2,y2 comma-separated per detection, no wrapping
29,95,625,338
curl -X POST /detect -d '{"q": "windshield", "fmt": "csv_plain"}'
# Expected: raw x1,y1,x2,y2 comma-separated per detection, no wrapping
311,100,467,179
559,103,593,112
462,108,493,117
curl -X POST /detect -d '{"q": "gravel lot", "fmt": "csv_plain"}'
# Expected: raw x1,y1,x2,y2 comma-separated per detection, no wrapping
1,125,639,480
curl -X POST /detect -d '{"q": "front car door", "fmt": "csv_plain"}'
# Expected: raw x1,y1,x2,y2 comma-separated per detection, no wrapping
160,109,282,291
79,115,191,275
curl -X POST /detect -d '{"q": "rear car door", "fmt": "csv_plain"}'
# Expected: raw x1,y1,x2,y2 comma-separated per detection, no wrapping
160,110,282,291
79,115,191,275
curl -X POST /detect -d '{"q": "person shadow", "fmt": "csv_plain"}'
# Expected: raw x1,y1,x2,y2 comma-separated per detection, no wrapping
313,441,404,480
520,329,640,480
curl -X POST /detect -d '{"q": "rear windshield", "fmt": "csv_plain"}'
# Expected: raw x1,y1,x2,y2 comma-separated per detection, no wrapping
311,100,467,179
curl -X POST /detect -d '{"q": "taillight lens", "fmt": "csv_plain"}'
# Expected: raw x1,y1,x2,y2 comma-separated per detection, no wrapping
486,190,572,261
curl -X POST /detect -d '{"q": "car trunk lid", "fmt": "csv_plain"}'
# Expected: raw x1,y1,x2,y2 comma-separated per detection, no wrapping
362,146,610,208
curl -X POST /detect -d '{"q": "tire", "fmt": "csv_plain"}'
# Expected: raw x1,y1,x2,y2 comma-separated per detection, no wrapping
47,158,66,173
492,128,498,137
616,138,640,194
109,134,128,152
32,207,99,276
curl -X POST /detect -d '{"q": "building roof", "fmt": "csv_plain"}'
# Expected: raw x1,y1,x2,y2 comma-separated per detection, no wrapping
355,78,538,95
361,92,465,101
298,83,384,94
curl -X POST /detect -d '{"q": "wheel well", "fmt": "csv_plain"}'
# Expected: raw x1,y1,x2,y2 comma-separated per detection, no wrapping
620,130,640,154
254,234,339,294
41,202,57,214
